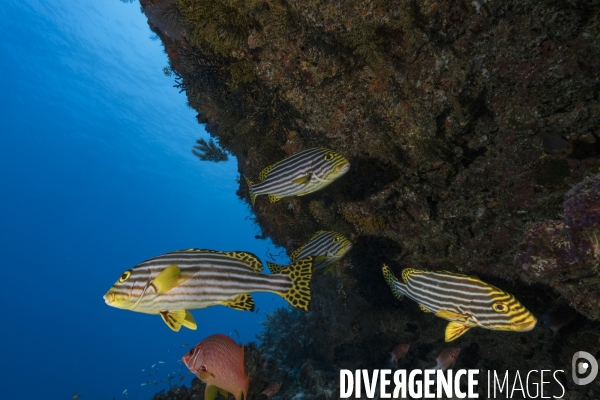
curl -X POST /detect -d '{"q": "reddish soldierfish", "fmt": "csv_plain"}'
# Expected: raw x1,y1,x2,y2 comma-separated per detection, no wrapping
182,334,249,400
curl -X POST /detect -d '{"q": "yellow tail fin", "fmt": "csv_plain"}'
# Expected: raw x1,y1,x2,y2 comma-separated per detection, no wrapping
243,175,256,205
279,256,313,312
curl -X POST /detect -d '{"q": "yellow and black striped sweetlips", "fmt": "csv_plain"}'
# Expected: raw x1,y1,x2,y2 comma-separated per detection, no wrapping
382,265,537,341
244,148,350,205
104,249,313,331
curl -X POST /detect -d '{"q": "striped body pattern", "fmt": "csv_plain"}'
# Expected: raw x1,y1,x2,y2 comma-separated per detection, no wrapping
268,231,352,274
182,334,248,400
382,265,537,341
244,148,350,205
104,249,313,331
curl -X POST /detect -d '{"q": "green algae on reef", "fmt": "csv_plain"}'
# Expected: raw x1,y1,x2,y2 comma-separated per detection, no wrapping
141,0,600,398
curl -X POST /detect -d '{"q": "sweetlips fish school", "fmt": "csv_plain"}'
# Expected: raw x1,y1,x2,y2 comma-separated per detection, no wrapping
339,368,568,399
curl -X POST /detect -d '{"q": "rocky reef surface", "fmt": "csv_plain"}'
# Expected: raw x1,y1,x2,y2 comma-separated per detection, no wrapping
142,0,600,398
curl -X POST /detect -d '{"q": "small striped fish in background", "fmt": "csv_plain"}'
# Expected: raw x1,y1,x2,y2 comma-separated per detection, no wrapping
103,249,314,331
382,265,537,341
243,148,350,205
267,231,352,274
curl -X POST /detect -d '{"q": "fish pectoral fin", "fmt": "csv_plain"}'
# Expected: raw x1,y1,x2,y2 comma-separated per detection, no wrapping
445,321,471,342
292,174,311,185
418,304,431,313
314,255,328,263
279,256,314,312
435,309,469,322
159,310,190,332
182,311,197,330
268,194,283,203
223,293,255,311
267,261,284,274
151,265,181,294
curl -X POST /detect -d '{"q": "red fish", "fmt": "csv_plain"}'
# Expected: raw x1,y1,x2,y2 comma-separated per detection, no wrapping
390,344,410,365
182,334,249,400
434,347,461,371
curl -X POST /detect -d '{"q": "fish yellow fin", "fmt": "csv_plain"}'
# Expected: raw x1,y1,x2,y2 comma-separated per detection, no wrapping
279,256,314,312
289,244,306,263
401,268,421,283
159,310,191,332
445,321,471,342
182,311,197,330
268,194,283,203
419,304,431,313
267,261,284,274
223,251,263,273
151,265,181,294
259,162,279,182
223,293,255,311
204,385,229,400
382,264,404,301
292,174,311,185
243,175,256,206
436,309,469,322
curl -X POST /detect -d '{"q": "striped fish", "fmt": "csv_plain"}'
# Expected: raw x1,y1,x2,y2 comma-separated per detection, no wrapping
243,148,350,205
382,265,537,341
267,231,352,274
103,249,313,331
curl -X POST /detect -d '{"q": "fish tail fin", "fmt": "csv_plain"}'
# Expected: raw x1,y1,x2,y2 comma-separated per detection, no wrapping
382,264,405,301
243,175,256,205
266,261,285,274
279,256,313,312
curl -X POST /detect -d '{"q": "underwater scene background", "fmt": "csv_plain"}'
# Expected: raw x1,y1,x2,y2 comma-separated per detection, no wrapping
2,0,600,399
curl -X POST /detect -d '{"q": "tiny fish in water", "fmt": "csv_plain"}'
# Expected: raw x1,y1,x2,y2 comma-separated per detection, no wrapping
72,394,80,399
141,369,145,372
244,148,350,205
158,361,165,364
122,389,127,394
390,343,410,365
179,376,185,382
382,265,537,341
182,334,249,400
267,231,352,274
434,347,461,371
180,343,189,347
151,364,156,368
104,249,314,331
140,383,146,387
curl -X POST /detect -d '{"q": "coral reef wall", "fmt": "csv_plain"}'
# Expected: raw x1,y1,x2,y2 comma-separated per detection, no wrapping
142,0,600,398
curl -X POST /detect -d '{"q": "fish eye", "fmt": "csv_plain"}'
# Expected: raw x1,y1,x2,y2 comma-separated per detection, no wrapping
324,152,334,161
332,237,341,243
492,301,509,313
119,270,131,283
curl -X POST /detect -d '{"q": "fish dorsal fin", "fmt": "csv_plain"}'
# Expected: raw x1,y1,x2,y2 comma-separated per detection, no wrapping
419,304,431,313
290,244,307,263
308,230,327,241
182,311,197,330
151,265,181,294
382,264,404,301
292,174,311,185
159,310,191,332
267,261,284,274
223,293,255,311
445,321,471,342
436,309,469,322
401,268,421,283
268,194,283,203
259,161,280,182
223,251,263,273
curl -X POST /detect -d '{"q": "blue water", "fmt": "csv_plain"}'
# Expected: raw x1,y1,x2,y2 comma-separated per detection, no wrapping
0,1,288,399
